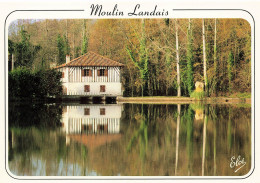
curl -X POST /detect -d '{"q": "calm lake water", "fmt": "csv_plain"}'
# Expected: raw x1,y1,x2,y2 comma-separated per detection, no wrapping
8,102,251,176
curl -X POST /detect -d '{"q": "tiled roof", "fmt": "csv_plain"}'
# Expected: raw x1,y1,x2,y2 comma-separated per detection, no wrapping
55,51,124,68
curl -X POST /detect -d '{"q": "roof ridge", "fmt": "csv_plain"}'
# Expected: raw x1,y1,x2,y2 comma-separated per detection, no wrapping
68,52,88,64
90,51,122,65
55,51,124,68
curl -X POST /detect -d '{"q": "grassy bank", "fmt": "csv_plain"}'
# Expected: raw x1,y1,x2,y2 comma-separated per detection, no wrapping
118,96,251,104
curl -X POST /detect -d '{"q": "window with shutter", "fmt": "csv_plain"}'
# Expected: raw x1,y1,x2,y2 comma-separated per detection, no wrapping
84,85,90,92
81,69,84,77
88,69,92,76
100,85,106,92
82,69,92,77
98,69,107,76
62,72,65,78
104,69,108,76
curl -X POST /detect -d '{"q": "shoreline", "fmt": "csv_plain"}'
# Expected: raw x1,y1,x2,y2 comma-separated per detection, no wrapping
117,96,251,104
9,96,251,105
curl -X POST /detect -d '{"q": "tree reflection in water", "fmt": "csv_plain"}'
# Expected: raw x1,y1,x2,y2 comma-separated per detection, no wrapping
8,102,251,176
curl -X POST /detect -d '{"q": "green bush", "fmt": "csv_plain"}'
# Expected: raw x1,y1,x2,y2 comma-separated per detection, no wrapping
9,68,62,100
190,90,205,100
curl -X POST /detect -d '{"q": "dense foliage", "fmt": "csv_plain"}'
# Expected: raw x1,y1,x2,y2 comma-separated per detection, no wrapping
81,19,89,55
57,34,66,65
8,19,251,97
9,26,41,68
9,68,62,99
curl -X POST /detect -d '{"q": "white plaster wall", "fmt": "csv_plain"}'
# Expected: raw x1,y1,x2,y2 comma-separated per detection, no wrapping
66,82,122,96
59,66,123,95
68,66,121,83
60,67,69,83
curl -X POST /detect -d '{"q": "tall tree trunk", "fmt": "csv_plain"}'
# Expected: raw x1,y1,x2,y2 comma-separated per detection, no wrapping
126,63,134,97
81,19,88,55
45,19,48,67
73,32,75,59
214,18,218,95
202,19,208,96
234,41,237,78
175,19,181,97
140,18,148,97
141,18,144,97
82,19,86,38
66,19,68,38
45,19,48,37
187,18,194,95
64,19,70,56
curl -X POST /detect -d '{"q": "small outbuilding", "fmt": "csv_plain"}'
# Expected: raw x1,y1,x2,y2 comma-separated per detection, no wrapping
56,51,124,96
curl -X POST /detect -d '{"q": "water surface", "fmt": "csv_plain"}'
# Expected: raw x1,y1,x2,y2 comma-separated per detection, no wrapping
8,102,251,176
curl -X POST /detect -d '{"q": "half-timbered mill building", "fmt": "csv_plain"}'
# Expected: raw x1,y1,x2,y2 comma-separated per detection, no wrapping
56,51,124,96
61,104,122,149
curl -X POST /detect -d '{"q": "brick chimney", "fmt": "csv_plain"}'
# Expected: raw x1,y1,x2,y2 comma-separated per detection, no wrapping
66,55,70,63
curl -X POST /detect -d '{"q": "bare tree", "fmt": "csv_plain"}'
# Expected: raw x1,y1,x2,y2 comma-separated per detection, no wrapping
202,19,208,96
213,18,218,94
175,19,181,97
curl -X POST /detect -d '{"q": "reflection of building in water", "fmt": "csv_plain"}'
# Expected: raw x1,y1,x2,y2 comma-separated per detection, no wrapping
61,104,123,149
